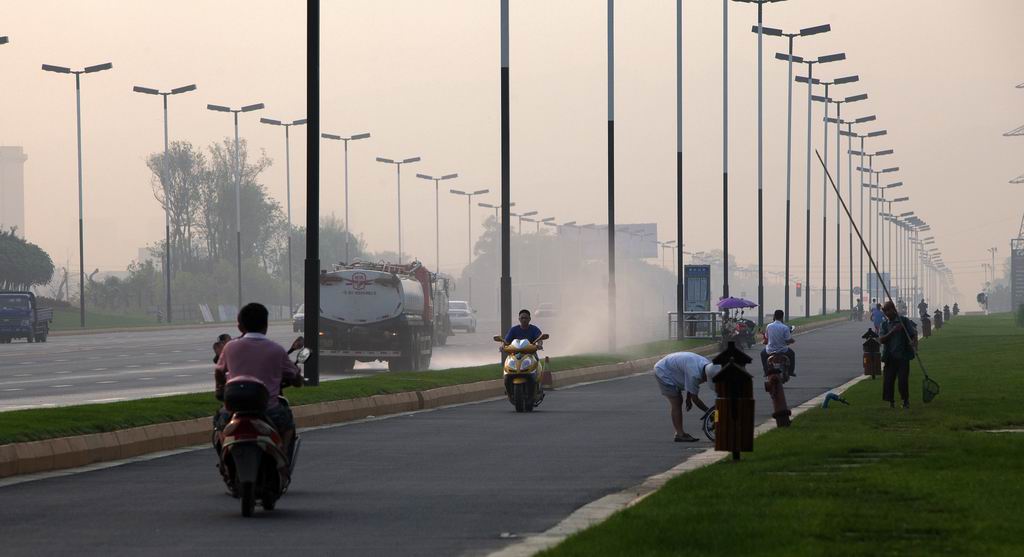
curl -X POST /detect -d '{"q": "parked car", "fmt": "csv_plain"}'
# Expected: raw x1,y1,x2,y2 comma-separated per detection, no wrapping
293,304,304,333
448,300,477,333
534,302,558,320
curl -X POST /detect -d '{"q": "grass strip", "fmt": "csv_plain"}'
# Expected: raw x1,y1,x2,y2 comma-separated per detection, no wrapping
541,313,1024,557
0,337,709,445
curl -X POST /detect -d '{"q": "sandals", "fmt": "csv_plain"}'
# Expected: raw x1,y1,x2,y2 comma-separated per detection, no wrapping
674,433,699,443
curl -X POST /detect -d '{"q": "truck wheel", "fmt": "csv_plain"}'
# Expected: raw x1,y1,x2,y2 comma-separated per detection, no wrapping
26,334,34,344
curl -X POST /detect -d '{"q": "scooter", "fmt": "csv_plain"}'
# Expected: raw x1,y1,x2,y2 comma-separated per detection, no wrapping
493,333,550,412
214,343,309,517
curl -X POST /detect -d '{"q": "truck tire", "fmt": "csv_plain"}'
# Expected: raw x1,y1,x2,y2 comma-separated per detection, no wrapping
26,333,34,344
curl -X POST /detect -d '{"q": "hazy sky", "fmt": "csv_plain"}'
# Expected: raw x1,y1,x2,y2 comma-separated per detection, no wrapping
2,0,1022,301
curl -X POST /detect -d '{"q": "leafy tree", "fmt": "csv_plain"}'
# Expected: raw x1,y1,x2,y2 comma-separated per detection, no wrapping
0,228,54,291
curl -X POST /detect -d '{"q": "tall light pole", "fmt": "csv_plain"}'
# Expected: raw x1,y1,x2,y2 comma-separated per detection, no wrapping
836,116,879,308
824,92,867,311
607,0,617,349
722,0,730,302
43,62,114,328
848,135,889,303
988,246,998,285
811,73,858,313
376,156,421,264
133,82,197,324
794,53,845,316
766,22,831,320
732,0,788,325
321,132,370,263
304,0,321,384
207,101,264,309
675,0,685,339
450,188,489,305
417,172,459,272
261,116,307,313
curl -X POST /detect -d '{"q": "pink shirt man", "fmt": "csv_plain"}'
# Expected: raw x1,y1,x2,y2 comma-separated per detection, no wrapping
215,333,299,408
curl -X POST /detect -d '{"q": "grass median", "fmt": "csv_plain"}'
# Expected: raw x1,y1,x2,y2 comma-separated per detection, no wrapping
541,313,1024,557
0,337,710,446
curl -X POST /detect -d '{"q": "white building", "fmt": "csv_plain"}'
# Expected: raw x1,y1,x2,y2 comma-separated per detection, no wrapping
0,146,28,238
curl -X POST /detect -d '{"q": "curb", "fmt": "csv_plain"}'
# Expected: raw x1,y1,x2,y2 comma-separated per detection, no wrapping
0,317,846,480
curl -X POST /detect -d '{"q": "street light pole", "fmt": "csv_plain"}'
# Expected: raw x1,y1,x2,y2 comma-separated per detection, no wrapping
207,102,265,309
676,0,685,339
261,116,308,313
825,93,866,311
735,0,788,326
133,82,197,323
480,201,515,320
450,188,490,305
767,23,831,320
376,156,421,264
321,132,370,263
417,172,459,272
607,0,617,349
795,53,844,316
43,62,114,328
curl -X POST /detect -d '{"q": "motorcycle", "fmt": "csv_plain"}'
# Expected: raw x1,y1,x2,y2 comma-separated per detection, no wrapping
763,344,794,428
721,314,756,351
493,333,550,412
213,342,309,517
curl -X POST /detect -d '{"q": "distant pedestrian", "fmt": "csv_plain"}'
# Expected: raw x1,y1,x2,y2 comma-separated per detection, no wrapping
653,352,720,442
871,303,884,333
879,301,918,409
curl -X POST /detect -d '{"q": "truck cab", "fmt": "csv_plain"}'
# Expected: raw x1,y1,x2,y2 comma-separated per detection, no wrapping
0,291,53,344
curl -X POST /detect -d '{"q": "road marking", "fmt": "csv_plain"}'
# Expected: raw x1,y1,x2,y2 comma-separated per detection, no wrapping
55,359,68,362
171,350,182,353
157,362,171,365
55,371,72,375
14,373,31,377
86,398,125,404
174,374,192,378
152,392,185,398
19,362,34,365
138,377,154,381
50,384,73,388
97,381,117,384
3,388,23,392
91,368,108,371
186,359,200,363
126,365,141,368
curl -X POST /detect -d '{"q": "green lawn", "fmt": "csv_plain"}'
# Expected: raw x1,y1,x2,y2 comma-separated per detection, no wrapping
541,313,1024,557
50,306,170,331
0,337,708,445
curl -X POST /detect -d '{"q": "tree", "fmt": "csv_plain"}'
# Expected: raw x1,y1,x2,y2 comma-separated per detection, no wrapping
147,141,207,271
0,228,54,291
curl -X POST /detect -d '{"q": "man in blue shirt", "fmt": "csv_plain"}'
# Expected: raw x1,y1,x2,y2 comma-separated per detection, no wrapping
760,309,796,376
504,309,544,345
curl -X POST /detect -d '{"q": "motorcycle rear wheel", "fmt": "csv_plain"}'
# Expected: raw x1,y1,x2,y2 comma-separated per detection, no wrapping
241,481,256,517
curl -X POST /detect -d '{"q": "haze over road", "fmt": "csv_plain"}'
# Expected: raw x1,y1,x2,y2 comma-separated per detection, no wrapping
0,320,866,556
0,322,499,411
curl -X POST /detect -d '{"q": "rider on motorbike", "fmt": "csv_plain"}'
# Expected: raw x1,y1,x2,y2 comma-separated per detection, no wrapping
504,309,544,347
760,309,796,376
213,303,303,459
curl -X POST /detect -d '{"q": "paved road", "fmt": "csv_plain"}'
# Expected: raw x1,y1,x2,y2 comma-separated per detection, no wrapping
0,321,500,411
0,320,868,557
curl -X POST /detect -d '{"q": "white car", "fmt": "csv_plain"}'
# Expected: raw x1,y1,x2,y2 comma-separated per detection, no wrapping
448,300,477,333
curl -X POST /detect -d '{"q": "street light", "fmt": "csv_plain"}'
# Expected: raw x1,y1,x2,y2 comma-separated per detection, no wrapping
376,156,421,264
322,132,371,263
206,101,264,309
813,83,861,314
261,116,307,313
480,200,515,319
450,188,490,305
133,82,197,323
845,129,888,303
416,172,459,272
735,0,789,326
794,52,845,316
43,61,114,327
767,21,831,319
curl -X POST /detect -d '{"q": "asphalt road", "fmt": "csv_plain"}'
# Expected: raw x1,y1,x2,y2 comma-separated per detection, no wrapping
0,321,501,411
0,320,869,557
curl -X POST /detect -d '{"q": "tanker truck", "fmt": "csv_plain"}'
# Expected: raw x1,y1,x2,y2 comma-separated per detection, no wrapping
318,260,437,372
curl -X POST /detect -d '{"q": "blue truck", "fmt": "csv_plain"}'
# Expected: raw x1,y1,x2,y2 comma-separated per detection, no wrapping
0,291,53,344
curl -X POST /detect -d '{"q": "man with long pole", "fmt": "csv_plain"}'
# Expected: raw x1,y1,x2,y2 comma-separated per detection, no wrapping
321,132,370,263
261,117,307,313
43,62,113,327
133,82,197,323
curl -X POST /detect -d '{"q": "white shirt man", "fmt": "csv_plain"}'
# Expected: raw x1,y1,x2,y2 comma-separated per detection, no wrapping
654,352,721,443
760,310,796,375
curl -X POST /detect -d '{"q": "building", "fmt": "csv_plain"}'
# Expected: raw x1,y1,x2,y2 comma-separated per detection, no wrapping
0,146,28,237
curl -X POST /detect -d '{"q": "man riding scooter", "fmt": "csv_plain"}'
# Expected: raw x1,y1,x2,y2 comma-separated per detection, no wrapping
760,309,796,377
213,303,303,461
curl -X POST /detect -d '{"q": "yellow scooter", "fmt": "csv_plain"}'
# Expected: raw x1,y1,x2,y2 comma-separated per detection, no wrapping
493,333,550,412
